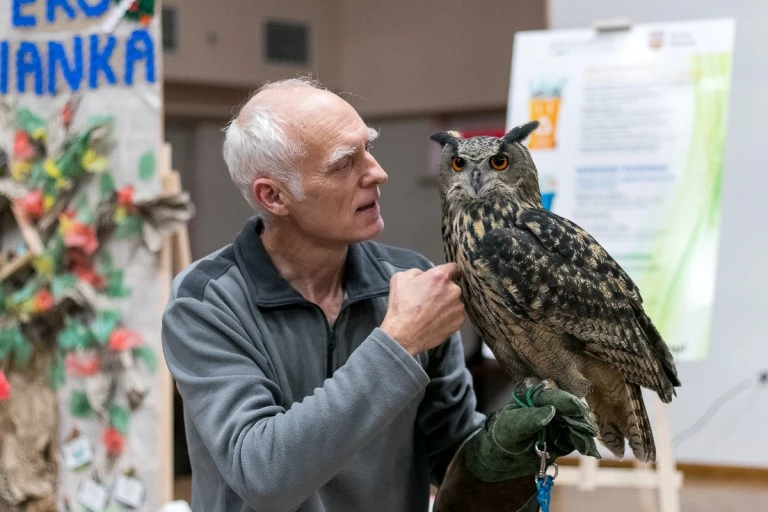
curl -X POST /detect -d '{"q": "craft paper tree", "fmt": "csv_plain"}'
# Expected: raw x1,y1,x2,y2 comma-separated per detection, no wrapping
0,99,193,507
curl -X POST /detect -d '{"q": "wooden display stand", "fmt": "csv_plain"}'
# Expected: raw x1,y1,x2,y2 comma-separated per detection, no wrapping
555,394,683,512
157,142,193,504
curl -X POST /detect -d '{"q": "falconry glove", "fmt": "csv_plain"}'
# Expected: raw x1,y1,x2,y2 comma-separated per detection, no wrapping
434,380,599,512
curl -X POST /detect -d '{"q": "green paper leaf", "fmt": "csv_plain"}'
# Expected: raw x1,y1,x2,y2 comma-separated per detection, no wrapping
58,155,82,180
99,251,114,269
51,354,66,390
57,320,93,351
70,391,93,417
42,177,57,198
120,0,156,22
114,215,143,239
138,151,156,181
100,172,116,198
56,145,80,179
13,338,33,369
51,273,78,298
85,115,114,132
73,195,95,224
74,194,89,212
0,286,6,315
0,326,23,360
47,236,65,273
10,279,38,305
91,310,121,344
105,269,131,298
16,108,46,134
108,403,130,434
132,345,157,374
29,161,45,188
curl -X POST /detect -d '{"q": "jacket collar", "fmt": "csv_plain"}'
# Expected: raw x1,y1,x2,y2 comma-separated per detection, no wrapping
233,216,391,307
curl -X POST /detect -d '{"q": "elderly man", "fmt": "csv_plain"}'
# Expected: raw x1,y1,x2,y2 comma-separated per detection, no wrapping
162,78,597,512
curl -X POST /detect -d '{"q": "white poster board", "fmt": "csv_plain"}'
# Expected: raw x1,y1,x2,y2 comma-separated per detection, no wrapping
0,0,167,510
507,18,735,361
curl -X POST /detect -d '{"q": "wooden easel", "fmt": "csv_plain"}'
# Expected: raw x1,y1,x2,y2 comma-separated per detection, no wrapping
555,394,684,512
157,142,193,504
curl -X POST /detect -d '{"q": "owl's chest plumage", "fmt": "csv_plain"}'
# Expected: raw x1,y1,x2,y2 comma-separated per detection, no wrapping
441,202,524,346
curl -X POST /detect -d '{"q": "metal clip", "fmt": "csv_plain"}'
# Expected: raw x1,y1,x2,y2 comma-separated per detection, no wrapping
534,441,548,480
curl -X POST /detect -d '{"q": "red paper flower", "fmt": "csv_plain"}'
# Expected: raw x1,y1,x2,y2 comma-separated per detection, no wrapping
33,289,53,312
0,371,11,401
72,266,107,290
67,250,106,289
15,189,44,218
109,329,142,351
64,222,99,254
116,185,135,206
61,104,73,127
103,427,124,457
65,352,101,377
13,131,35,161
129,1,139,12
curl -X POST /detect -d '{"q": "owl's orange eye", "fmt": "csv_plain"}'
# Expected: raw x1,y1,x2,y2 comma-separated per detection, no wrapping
490,154,509,171
451,156,466,172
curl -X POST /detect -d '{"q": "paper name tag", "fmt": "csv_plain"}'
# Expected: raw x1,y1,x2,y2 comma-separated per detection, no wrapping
62,436,94,470
113,474,146,508
78,478,109,512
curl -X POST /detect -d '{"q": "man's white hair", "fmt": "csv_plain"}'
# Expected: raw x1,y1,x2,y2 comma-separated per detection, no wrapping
222,76,323,216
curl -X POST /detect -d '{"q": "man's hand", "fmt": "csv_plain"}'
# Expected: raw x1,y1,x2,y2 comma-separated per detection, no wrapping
433,380,599,512
464,379,599,483
380,263,464,355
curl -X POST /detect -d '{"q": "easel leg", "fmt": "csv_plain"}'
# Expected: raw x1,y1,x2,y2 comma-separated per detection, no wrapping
634,460,657,512
654,396,681,512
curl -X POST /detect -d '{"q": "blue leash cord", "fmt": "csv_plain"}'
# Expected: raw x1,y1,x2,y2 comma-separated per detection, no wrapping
534,441,557,512
512,382,558,512
536,474,554,512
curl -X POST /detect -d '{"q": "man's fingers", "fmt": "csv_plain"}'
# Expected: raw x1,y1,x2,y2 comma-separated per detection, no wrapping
431,262,462,280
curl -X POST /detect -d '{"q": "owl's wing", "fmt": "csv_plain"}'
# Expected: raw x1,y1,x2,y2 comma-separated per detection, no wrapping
478,208,679,400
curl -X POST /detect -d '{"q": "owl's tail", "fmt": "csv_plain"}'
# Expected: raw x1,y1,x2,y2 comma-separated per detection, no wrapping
585,369,656,462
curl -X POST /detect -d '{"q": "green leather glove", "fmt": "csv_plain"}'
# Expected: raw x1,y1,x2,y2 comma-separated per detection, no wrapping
434,380,600,512
466,379,600,482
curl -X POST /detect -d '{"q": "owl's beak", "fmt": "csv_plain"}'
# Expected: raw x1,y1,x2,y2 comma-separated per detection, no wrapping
471,170,483,195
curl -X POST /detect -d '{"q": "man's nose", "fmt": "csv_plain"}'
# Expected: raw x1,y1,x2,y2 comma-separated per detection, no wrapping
362,154,388,186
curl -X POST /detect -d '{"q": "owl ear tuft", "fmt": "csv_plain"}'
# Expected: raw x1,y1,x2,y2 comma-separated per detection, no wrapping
430,130,461,148
502,121,539,144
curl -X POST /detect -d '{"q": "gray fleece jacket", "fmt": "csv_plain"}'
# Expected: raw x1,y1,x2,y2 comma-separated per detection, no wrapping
161,217,484,512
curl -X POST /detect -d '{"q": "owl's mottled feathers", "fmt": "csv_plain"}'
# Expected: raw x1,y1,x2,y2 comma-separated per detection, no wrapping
432,121,680,462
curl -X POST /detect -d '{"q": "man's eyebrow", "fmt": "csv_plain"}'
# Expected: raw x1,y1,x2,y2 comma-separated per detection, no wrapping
366,127,380,145
326,127,380,168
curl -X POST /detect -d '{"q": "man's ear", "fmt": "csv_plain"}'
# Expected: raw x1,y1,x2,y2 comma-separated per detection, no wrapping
252,178,290,216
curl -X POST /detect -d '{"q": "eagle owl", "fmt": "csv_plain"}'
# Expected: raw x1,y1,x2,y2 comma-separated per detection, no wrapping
431,121,680,462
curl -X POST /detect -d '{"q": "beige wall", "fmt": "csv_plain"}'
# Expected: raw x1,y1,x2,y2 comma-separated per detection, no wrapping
163,0,342,89
337,0,546,116
162,1,546,116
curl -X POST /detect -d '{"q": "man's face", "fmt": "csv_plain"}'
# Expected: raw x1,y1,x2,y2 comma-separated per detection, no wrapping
284,91,388,246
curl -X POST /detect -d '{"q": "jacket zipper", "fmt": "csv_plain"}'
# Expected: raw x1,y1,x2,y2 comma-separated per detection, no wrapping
326,325,336,379
309,291,388,379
